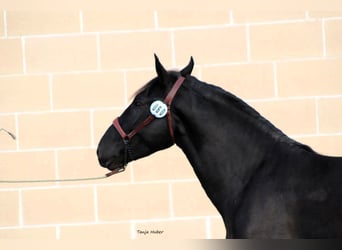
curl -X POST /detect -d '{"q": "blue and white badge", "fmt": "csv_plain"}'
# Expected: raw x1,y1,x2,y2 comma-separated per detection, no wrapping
150,100,168,118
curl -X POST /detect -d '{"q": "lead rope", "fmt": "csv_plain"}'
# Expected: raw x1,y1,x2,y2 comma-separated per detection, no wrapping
0,128,122,184
0,175,108,184
0,169,123,184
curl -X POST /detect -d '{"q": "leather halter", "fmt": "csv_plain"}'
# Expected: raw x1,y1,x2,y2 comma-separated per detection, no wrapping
112,76,185,167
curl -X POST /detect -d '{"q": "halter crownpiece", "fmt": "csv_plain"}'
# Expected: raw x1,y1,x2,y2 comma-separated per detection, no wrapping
112,76,185,167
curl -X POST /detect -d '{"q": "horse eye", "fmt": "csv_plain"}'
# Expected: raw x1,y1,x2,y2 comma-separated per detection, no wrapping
134,100,144,106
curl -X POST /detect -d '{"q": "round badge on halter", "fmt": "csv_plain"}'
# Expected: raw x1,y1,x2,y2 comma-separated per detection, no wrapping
150,100,168,118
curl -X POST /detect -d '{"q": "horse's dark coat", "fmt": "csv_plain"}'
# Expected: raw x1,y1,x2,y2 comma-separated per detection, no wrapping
97,56,342,238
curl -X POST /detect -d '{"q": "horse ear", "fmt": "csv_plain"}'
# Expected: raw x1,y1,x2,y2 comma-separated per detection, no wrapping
154,54,167,80
180,56,194,77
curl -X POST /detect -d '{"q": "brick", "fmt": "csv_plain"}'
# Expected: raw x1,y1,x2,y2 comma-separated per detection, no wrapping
297,135,342,156
201,63,275,99
210,217,226,239
60,223,131,239
174,27,246,65
93,109,124,147
0,115,16,150
277,59,342,97
22,187,94,225
83,11,154,32
250,99,317,135
318,98,342,133
100,32,172,69
0,227,56,239
53,72,125,109
135,219,207,239
0,151,55,187
0,75,50,112
7,11,80,36
250,21,323,60
0,39,23,74
25,36,97,73
158,11,230,27
172,182,219,217
97,184,170,221
0,191,19,227
19,112,91,148
233,11,305,23
133,146,196,181
325,19,342,56
57,149,131,185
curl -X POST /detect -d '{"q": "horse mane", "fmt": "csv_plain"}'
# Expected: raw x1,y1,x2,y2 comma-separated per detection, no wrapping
187,76,314,153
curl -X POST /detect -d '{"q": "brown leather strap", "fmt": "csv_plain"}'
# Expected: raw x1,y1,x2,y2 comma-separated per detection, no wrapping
164,76,185,142
113,116,155,140
113,118,128,139
113,76,185,143
164,76,185,105
126,115,155,139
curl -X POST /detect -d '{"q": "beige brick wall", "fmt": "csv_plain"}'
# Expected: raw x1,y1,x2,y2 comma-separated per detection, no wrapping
0,8,342,240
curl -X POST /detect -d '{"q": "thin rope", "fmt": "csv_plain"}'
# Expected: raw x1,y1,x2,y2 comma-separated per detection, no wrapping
0,175,109,184
0,169,123,184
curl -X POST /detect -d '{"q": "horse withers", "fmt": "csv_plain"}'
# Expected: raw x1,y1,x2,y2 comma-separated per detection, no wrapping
97,55,342,238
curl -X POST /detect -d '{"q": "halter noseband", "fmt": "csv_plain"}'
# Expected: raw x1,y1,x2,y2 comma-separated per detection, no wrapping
112,76,185,168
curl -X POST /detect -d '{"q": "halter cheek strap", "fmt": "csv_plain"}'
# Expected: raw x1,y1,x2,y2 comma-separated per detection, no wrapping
112,76,185,165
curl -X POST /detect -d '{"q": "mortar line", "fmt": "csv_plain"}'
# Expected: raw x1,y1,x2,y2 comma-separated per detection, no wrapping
153,10,159,30
4,17,337,41
79,10,84,33
18,189,24,227
131,221,137,239
3,10,7,38
96,33,102,70
229,10,234,25
205,217,212,239
305,10,310,19
21,37,27,74
0,55,341,78
55,226,61,239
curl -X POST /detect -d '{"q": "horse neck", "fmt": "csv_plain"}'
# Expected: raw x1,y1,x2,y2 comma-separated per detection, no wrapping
173,78,277,217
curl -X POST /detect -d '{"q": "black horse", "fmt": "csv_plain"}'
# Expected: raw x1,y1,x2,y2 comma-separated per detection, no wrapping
97,55,342,238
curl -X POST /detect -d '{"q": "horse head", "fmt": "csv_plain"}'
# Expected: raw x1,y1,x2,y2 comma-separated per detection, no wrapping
97,55,194,171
